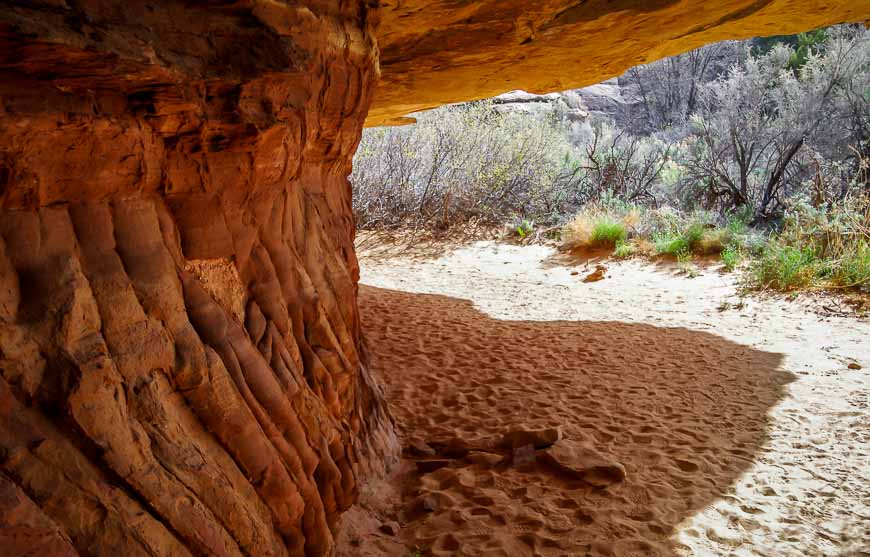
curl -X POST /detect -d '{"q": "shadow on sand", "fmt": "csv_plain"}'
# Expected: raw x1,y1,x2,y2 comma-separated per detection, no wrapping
358,285,793,557
356,230,501,262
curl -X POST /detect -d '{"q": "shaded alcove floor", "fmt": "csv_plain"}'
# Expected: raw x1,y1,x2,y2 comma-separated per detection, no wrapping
357,284,791,556
349,241,870,557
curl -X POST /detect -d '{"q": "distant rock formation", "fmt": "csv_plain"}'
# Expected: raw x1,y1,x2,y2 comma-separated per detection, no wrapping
491,78,641,125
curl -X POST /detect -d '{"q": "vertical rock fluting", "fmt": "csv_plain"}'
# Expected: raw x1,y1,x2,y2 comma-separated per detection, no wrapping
0,1,397,555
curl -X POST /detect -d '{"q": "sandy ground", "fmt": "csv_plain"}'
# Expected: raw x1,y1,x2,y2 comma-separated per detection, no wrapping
347,240,869,557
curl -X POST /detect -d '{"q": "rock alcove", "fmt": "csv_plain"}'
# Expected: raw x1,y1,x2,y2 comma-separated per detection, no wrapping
0,1,865,555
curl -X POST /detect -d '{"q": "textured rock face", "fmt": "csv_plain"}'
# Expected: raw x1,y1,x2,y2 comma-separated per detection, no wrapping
369,0,867,124
0,1,396,555
0,1,866,556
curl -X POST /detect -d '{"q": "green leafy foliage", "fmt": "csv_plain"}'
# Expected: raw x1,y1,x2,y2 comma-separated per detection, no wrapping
515,220,534,238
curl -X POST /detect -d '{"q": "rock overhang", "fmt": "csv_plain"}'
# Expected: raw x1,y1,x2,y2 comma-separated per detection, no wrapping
367,0,869,125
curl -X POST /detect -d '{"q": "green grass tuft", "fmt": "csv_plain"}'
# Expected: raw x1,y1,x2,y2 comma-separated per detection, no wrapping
655,221,733,257
515,219,534,239
590,220,627,247
613,241,635,258
720,244,742,271
683,223,706,247
751,244,818,289
655,234,690,256
831,240,870,287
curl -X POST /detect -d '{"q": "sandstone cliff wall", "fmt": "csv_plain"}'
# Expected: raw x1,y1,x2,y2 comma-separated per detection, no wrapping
0,2,396,555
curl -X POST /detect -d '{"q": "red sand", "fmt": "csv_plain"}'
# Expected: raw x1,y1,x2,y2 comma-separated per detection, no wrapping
357,285,790,556
341,241,869,557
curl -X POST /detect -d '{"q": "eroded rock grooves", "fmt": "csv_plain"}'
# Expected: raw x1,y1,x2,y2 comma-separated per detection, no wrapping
0,0,866,555
0,2,396,555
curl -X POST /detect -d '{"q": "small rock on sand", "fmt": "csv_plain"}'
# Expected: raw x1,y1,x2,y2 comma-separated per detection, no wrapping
583,265,607,283
404,439,437,457
539,438,626,487
498,426,563,450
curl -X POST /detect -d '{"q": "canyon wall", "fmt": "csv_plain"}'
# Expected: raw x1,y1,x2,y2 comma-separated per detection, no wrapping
0,2,396,556
0,1,866,556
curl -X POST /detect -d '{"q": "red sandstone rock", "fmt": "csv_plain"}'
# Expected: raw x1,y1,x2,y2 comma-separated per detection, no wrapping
583,265,608,283
369,0,868,125
0,473,78,557
0,2,396,555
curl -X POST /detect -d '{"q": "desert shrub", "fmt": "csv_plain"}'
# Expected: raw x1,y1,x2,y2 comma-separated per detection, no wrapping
696,227,731,255
678,26,870,221
622,40,743,132
748,194,870,289
683,223,706,248
570,123,673,205
832,240,870,287
655,234,692,256
352,101,581,229
562,201,647,248
562,208,601,247
514,219,534,239
566,204,741,258
654,219,729,256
